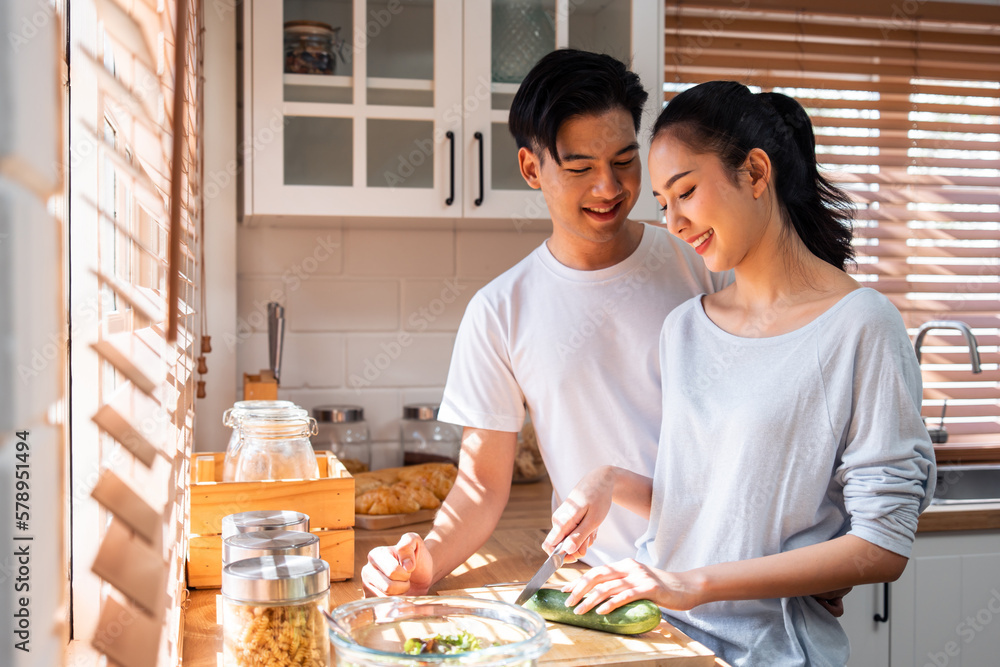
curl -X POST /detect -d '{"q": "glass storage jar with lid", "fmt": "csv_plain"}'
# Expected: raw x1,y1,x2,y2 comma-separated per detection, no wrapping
221,555,330,667
222,530,320,568
284,20,345,75
400,403,462,466
222,400,298,482
312,405,370,473
222,510,310,540
232,412,320,482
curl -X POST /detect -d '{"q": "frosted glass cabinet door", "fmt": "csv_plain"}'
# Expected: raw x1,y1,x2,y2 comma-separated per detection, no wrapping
245,0,463,221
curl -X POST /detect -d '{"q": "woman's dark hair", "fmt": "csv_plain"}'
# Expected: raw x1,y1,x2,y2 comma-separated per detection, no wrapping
509,49,648,164
653,81,855,270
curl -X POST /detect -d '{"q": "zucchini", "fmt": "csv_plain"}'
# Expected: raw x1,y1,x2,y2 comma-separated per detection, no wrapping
523,589,661,635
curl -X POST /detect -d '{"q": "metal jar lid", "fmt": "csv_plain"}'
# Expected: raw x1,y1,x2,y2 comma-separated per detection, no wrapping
402,403,440,421
313,405,365,423
221,510,310,540
283,20,338,36
222,530,320,567
222,555,330,604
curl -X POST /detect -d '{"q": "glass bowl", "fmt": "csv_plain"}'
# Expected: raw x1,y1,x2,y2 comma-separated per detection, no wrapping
324,596,550,667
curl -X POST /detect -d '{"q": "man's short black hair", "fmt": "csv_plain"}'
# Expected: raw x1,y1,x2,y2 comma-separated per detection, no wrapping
508,49,648,165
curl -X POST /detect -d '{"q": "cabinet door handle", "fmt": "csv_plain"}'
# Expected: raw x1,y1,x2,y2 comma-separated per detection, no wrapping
873,582,890,623
474,131,484,206
445,131,455,206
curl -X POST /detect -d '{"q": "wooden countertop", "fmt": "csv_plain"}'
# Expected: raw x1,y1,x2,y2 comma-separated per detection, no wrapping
180,479,729,666
180,477,1000,665
918,501,1000,532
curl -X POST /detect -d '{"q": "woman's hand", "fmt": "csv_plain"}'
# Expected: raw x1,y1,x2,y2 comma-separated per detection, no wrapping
560,559,703,614
542,466,618,562
813,587,853,617
361,532,435,597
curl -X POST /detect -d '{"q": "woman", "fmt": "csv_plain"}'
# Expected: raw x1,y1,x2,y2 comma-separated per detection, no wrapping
544,81,935,665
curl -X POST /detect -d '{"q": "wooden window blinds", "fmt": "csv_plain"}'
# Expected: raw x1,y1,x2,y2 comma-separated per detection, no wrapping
663,1,1000,455
67,0,203,662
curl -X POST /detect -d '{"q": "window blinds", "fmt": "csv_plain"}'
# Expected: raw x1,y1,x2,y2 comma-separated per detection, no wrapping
663,1,1000,451
68,0,203,662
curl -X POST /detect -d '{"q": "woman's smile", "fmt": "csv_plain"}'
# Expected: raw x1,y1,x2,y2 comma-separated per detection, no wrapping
687,228,714,254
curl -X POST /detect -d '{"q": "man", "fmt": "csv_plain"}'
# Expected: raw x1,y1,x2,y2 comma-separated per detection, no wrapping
362,50,848,616
362,48,728,596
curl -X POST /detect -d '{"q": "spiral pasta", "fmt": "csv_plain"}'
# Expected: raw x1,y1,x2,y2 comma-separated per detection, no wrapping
223,598,329,667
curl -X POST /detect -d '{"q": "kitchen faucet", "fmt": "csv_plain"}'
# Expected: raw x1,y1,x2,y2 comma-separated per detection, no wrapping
912,320,982,443
913,320,982,373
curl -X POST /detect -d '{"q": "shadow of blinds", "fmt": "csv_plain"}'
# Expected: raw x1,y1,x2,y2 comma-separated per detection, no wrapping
77,0,203,663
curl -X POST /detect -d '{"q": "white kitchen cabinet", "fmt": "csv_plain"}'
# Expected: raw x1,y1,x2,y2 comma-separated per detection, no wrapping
243,0,463,222
890,530,1000,667
241,0,663,223
842,529,1000,667
842,583,890,666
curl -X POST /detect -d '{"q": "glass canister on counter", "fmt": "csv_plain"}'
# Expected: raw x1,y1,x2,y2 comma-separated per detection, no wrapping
222,530,320,568
221,555,330,667
312,405,370,474
231,411,320,482
400,403,462,466
222,400,298,482
222,510,310,540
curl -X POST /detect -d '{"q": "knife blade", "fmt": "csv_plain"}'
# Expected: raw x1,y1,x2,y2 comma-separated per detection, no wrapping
267,302,278,377
514,541,569,606
274,305,285,384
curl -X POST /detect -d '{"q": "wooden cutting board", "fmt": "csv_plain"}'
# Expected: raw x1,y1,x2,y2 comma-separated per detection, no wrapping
438,585,716,666
355,508,437,530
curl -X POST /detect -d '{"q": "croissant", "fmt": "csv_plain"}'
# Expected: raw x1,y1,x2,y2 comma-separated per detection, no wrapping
392,481,441,510
396,463,458,500
353,475,387,497
355,486,421,515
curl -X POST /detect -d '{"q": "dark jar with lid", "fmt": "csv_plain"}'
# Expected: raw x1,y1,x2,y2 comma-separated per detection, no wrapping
400,403,462,466
312,405,370,473
284,20,344,75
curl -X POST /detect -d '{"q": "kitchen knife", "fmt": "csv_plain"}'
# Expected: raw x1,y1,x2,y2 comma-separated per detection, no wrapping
514,541,569,606
274,304,285,384
267,302,278,377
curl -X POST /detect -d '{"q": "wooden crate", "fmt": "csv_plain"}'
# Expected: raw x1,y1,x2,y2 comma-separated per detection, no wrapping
187,451,354,588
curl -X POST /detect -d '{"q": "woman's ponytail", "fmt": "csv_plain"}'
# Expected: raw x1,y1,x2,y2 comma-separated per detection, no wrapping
653,82,855,270
757,92,855,270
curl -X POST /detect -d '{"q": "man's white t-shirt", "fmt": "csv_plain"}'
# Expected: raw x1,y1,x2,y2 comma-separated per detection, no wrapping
438,223,728,565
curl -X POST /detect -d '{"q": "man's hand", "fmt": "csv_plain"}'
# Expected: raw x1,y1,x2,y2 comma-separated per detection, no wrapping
361,532,435,597
361,426,518,597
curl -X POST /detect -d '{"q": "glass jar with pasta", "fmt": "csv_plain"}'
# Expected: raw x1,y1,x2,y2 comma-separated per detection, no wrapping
221,555,330,667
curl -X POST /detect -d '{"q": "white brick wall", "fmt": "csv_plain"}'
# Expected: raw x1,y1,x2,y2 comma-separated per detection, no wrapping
457,230,550,278
235,223,550,444
343,229,454,277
